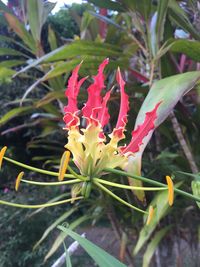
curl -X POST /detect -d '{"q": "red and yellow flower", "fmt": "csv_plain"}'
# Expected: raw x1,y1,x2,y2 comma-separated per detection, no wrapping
64,59,161,178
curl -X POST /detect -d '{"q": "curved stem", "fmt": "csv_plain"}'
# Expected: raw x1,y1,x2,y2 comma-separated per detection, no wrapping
94,178,166,191
104,168,200,203
94,181,147,214
0,196,83,209
21,178,80,186
67,165,87,181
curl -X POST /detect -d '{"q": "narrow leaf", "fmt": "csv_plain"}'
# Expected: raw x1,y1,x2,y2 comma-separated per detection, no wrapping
134,190,170,255
27,0,44,42
4,12,36,52
0,106,33,125
134,71,200,157
34,207,77,249
168,0,200,40
142,226,172,267
63,242,72,267
0,47,24,56
58,226,127,267
45,215,90,261
191,181,200,208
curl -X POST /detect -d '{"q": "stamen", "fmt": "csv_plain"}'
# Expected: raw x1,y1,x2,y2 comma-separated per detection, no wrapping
58,151,71,181
3,156,75,178
94,181,148,214
0,196,83,209
21,178,80,186
0,146,7,169
94,177,167,191
15,171,24,191
146,205,154,225
166,175,174,206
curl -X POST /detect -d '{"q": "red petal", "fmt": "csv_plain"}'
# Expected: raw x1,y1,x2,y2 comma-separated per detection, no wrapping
113,68,129,138
64,62,87,128
63,112,80,129
64,62,86,114
122,102,161,154
98,90,111,127
82,58,109,121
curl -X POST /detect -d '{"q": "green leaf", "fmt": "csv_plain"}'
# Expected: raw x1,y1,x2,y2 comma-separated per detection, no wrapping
0,67,16,84
45,215,90,261
134,182,181,255
168,0,200,40
170,39,200,62
127,156,145,202
142,226,172,267
42,1,56,26
0,47,24,56
48,25,57,51
0,34,33,53
149,12,158,57
63,242,72,267
122,0,151,20
134,71,200,155
14,40,127,76
87,0,125,12
191,181,200,208
58,226,127,267
133,191,169,255
156,0,169,44
33,207,77,249
4,12,36,52
89,10,123,30
0,60,24,68
27,0,44,42
45,41,125,62
36,91,64,108
28,193,70,218
0,106,33,125
42,59,81,80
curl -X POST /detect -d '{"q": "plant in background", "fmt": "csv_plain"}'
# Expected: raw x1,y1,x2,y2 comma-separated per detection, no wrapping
1,60,200,266
1,0,200,266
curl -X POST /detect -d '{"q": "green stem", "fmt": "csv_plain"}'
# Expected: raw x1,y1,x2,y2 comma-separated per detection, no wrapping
104,168,200,203
67,165,87,182
94,177,166,191
0,196,83,209
21,178,80,186
94,181,147,214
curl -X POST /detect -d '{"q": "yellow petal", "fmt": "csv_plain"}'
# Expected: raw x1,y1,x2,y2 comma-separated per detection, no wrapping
15,171,24,191
0,146,7,169
166,175,174,206
146,205,154,225
58,151,70,181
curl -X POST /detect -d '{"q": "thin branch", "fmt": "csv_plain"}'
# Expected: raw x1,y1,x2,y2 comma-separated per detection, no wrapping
170,111,198,173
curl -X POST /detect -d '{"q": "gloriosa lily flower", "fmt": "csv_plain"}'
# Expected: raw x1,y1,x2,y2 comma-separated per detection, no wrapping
2,58,200,219
0,58,181,222
63,58,161,178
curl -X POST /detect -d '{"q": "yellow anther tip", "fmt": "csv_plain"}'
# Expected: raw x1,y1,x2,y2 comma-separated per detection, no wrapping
58,150,70,181
15,171,24,191
146,205,154,225
166,175,174,206
0,146,7,169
